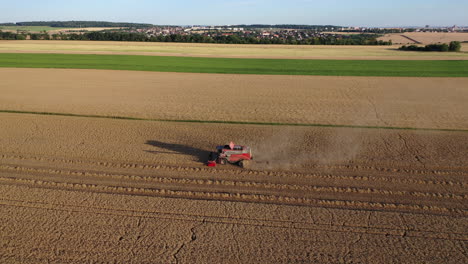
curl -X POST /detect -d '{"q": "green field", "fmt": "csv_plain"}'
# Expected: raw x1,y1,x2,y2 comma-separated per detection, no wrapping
0,26,68,32
0,53,467,77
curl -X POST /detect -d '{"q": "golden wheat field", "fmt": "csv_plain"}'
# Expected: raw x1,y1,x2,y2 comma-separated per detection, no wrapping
1,40,467,59
1,68,468,129
0,42,467,263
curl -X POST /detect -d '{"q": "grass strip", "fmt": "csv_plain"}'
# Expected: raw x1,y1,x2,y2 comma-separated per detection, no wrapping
1,110,467,133
0,53,467,77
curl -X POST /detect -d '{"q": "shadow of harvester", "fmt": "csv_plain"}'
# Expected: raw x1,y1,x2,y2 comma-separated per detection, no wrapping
145,140,210,163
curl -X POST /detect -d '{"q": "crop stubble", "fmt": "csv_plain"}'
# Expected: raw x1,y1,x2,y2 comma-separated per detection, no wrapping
2,184,466,263
1,68,468,130
379,32,468,44
1,40,467,60
0,65,467,262
0,113,467,262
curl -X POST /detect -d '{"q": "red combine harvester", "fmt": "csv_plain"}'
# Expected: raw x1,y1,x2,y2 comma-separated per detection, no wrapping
207,142,253,168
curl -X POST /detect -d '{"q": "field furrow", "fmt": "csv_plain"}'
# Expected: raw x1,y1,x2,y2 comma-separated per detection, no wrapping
0,162,465,216
1,197,467,241
1,183,467,263
0,113,466,217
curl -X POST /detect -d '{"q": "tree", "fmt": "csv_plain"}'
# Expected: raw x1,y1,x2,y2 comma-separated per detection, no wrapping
440,43,449,52
399,43,452,52
30,33,41,40
449,41,461,52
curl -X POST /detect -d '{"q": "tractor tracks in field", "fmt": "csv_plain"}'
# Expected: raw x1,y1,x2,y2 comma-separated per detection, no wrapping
1,153,466,187
0,163,465,202
0,152,467,216
0,197,467,242
0,172,464,216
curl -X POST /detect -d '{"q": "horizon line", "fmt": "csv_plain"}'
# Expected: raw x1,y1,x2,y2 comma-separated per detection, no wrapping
1,21,467,28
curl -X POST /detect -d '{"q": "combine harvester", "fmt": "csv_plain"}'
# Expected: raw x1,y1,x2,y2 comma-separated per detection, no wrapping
207,142,253,168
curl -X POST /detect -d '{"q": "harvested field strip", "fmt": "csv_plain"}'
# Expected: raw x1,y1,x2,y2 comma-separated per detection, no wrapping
1,154,466,215
1,164,465,201
2,40,468,60
2,153,466,187
2,109,468,133
401,35,422,44
0,175,465,216
1,198,466,241
3,69,467,130
1,53,467,77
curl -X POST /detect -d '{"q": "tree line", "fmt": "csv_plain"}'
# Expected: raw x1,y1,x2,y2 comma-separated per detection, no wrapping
83,32,391,45
399,41,461,52
0,31,26,40
0,30,393,45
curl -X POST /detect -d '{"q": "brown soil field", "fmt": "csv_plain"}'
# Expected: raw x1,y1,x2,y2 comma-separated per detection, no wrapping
1,68,468,130
379,32,468,44
0,113,467,263
1,40,467,60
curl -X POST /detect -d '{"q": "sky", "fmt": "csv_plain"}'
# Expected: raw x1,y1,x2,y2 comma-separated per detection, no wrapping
1,0,467,27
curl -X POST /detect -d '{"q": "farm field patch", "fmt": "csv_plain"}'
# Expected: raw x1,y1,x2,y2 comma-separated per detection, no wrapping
0,40,467,60
0,113,467,262
0,53,467,76
1,40,467,263
2,183,466,263
379,32,468,44
0,26,121,32
1,68,468,130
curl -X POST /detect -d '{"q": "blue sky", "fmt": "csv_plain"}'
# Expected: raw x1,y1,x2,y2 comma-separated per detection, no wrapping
1,0,467,27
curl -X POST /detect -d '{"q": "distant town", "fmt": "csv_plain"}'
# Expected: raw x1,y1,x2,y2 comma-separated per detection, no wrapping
1,21,467,45
135,24,468,36
126,24,467,44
